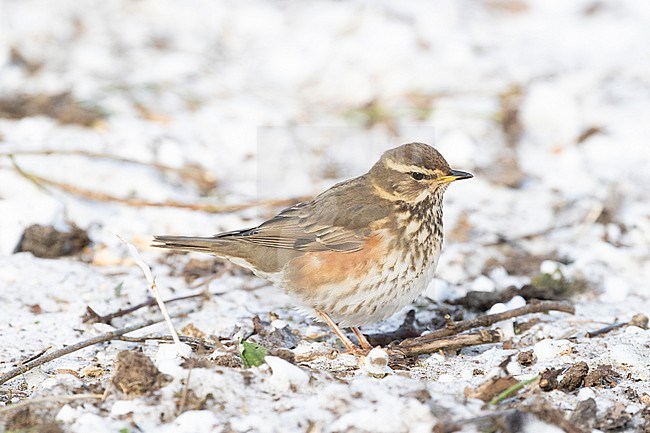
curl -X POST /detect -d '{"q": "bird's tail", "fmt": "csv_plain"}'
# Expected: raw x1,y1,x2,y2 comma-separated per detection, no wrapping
152,235,233,256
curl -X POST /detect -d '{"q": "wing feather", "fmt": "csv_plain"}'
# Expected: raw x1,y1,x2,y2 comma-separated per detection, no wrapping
214,175,388,253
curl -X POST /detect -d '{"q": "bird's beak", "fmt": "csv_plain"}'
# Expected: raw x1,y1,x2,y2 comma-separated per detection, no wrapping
437,169,474,183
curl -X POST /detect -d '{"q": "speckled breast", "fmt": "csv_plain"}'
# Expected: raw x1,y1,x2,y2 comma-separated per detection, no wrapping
287,192,445,328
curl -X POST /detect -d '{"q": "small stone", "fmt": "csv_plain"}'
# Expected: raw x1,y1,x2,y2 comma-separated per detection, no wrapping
533,339,571,361
517,350,535,366
363,347,392,378
629,313,648,329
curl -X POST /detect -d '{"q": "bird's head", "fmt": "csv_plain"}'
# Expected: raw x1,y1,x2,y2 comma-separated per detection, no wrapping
369,142,473,204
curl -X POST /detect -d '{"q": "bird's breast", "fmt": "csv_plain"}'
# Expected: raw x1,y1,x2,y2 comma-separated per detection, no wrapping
280,203,444,326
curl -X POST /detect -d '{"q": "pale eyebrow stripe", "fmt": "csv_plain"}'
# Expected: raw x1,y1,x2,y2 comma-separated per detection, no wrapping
384,158,436,175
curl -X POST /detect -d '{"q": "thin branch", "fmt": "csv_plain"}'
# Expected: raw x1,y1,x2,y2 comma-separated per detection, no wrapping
8,155,52,194
19,346,53,365
395,301,574,354
394,329,501,357
0,316,170,386
3,160,308,213
116,334,216,351
0,149,216,190
119,236,183,349
0,393,104,414
587,313,648,337
586,322,625,338
83,292,204,324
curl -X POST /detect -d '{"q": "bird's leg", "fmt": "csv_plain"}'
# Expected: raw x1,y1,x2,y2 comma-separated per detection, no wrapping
315,310,358,353
351,327,373,351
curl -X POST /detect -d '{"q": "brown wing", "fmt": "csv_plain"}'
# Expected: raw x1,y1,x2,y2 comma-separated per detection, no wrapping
215,175,389,253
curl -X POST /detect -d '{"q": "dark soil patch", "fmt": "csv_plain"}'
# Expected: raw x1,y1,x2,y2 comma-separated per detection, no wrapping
14,224,90,258
111,350,172,398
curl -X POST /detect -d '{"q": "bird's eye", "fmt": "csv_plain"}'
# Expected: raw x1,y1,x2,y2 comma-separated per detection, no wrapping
410,172,425,181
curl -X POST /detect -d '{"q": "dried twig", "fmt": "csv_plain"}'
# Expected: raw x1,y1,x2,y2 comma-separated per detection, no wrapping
394,301,573,355
18,346,53,365
0,316,174,386
0,149,216,190
395,329,501,357
586,313,648,338
116,334,216,351
7,155,50,194
0,393,104,414
84,292,205,324
119,237,183,349
4,158,308,213
587,322,626,338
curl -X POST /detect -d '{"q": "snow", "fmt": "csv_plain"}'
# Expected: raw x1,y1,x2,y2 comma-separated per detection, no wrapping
1,0,649,432
533,339,572,362
264,356,310,392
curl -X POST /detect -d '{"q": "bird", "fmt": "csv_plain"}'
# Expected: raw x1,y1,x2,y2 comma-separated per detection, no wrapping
154,143,472,353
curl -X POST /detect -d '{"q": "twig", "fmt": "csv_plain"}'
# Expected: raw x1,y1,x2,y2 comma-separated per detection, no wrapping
0,316,169,386
8,156,52,194
394,329,501,357
19,346,53,365
1,149,216,190
408,301,572,342
0,393,104,414
489,375,539,405
587,322,625,338
4,160,308,213
395,301,574,355
116,334,216,351
586,313,648,338
119,237,182,349
83,292,205,324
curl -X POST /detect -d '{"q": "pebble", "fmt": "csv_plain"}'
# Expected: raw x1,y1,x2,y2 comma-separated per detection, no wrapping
533,339,571,361
363,347,392,377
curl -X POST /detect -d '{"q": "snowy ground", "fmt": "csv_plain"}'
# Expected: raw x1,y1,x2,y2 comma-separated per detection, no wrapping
1,0,649,432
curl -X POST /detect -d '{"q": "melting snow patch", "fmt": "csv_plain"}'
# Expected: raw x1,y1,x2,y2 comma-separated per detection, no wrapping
265,355,310,392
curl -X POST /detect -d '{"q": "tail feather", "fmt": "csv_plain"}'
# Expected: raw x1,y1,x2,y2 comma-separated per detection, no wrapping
152,235,230,255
